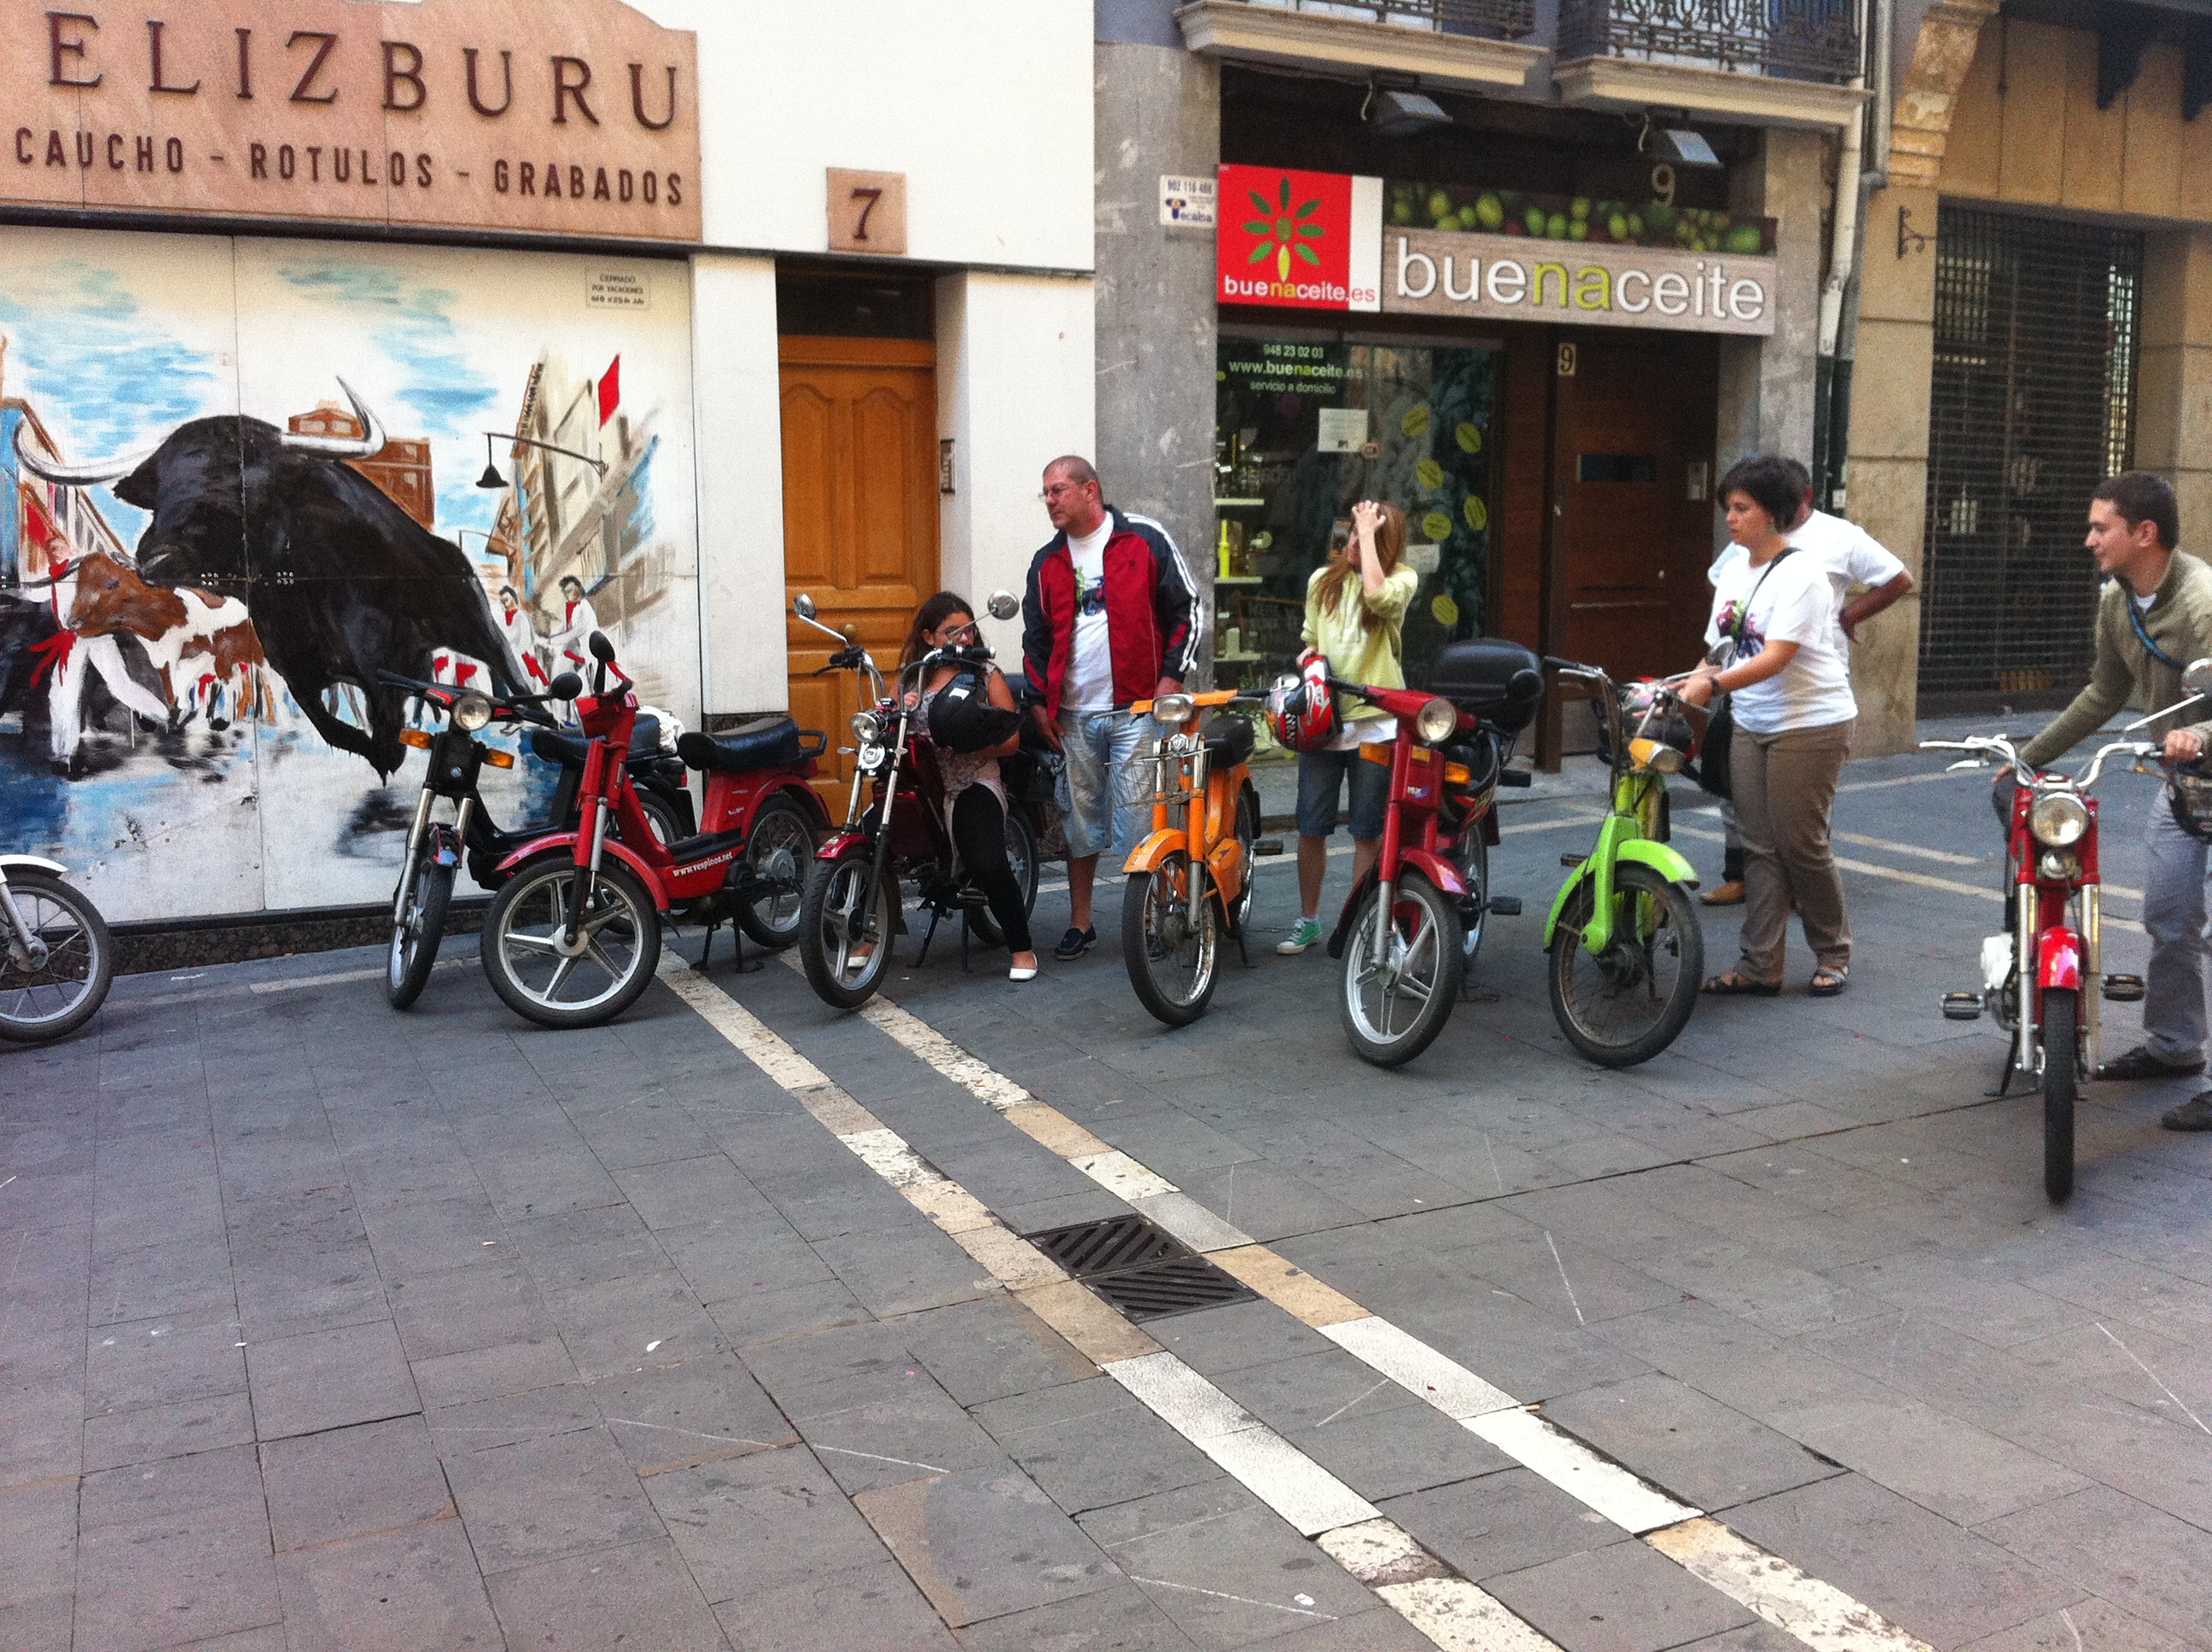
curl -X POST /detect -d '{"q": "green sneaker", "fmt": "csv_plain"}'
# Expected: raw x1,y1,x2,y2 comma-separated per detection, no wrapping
1277,917,1324,955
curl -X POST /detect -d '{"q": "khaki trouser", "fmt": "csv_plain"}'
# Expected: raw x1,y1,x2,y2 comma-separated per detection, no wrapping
1732,718,1854,984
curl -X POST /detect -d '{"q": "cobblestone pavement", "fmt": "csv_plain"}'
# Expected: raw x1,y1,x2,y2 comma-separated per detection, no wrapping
7,726,2212,1651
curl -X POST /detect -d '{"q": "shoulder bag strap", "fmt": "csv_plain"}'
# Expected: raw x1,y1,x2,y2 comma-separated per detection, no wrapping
2125,586,2185,672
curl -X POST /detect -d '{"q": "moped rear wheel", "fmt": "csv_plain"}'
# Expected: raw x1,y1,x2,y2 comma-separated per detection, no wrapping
481,858,660,1029
800,853,896,1009
0,872,113,1044
1453,830,1490,975
735,794,818,950
1340,872,1464,1067
386,857,452,1009
2042,986,2078,1202
1123,852,1218,1027
1547,862,1702,1068
1227,785,1260,936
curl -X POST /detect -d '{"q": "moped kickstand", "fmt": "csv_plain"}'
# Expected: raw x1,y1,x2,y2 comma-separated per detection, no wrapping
696,917,761,975
1984,1052,2023,1099
915,906,942,969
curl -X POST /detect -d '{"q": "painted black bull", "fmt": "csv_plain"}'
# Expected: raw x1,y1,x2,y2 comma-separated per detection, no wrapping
15,381,524,777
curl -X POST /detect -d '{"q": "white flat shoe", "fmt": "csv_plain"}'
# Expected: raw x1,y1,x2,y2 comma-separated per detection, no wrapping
1008,964,1039,982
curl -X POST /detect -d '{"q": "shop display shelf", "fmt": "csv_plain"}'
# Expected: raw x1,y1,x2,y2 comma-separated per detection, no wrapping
1214,574,1264,585
1215,650,1266,664
1214,497,1266,507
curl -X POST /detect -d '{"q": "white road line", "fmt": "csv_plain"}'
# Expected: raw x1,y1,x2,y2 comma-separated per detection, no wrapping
656,955,1563,1652
846,974,1939,1652
1831,831,1983,868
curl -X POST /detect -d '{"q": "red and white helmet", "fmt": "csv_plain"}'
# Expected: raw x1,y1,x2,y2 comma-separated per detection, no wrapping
1266,656,1338,753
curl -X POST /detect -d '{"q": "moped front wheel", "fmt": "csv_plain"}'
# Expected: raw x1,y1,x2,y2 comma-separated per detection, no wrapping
386,857,452,1010
2041,986,2078,1202
800,854,896,1009
1123,853,1219,1027
1340,872,1464,1067
1547,862,1702,1068
0,872,113,1044
735,794,818,950
481,858,660,1029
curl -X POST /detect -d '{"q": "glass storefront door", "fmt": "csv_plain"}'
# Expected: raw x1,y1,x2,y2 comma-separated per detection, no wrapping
1213,333,1498,698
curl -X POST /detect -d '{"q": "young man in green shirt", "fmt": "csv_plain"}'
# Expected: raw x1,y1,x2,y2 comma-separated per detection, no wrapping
2020,473,2212,1130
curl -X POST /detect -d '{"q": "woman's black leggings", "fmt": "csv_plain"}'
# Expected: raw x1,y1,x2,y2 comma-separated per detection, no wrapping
952,784,1033,953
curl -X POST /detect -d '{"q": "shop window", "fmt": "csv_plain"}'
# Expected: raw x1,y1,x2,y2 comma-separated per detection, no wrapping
1214,333,1498,706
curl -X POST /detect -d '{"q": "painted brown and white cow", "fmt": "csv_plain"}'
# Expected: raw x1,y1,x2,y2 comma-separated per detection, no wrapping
66,550,274,727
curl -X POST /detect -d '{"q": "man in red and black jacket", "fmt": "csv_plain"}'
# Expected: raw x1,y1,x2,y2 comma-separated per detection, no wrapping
1022,455,1199,960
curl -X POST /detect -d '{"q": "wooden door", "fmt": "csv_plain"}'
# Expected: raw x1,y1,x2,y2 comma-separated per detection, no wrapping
780,335,939,798
1549,330,1720,683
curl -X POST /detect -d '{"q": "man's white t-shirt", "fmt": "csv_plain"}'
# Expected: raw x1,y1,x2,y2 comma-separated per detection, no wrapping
1708,510,1906,654
1063,518,1116,713
1705,551,1858,734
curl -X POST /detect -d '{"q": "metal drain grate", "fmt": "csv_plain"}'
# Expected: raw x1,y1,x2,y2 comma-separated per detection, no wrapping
1022,1213,1256,1323
1026,1214,1185,1278
1086,1254,1256,1322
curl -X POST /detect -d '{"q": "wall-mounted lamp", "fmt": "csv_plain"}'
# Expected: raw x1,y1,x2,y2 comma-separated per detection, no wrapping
475,431,610,491
1360,81,1451,139
1637,114,1722,168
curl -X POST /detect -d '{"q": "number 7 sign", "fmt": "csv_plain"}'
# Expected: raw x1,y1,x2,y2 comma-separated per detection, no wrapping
827,169,907,255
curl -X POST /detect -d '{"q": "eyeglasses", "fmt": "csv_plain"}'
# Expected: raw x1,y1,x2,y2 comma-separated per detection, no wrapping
1039,482,1091,503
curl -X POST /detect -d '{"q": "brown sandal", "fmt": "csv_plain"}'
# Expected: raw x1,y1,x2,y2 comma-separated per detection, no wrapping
1702,971,1780,997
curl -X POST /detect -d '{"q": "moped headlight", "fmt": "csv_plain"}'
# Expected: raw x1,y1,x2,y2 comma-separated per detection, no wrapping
2029,790,2088,847
451,692,493,732
1628,736,1685,775
1150,693,1195,726
1416,696,1459,744
849,710,882,746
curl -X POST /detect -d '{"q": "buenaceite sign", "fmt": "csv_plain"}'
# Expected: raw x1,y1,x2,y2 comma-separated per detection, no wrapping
0,0,701,241
1217,162,1381,313
1383,227,1776,336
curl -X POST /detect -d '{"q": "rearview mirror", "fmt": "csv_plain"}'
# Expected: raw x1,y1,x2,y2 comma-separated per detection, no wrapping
987,590,1019,621
2186,657,2212,697
548,672,582,700
588,631,616,664
793,593,818,621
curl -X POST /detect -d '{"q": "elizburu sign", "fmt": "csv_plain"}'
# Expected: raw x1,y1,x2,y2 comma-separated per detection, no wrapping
1219,165,1776,338
0,0,701,241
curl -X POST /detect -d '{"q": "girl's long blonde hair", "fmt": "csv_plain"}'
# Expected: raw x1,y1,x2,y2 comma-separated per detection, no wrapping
1313,503,1406,636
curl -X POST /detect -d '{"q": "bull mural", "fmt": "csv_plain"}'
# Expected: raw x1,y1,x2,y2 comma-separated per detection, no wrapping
15,381,524,776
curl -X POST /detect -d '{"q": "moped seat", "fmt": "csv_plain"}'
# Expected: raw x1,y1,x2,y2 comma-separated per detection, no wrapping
529,715,663,769
1201,715,1255,767
678,715,802,774
1429,640,1545,732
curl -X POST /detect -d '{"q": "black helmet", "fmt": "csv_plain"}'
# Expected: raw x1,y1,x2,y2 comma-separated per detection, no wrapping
927,670,1022,754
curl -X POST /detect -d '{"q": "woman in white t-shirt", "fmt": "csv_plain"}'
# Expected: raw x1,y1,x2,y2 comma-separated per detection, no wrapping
1680,457,1857,998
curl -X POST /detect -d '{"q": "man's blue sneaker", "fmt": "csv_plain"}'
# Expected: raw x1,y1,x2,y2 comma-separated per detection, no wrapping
1054,926,1097,961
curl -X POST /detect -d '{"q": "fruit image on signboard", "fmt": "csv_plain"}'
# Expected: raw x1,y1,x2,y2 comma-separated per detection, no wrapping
1217,164,1380,313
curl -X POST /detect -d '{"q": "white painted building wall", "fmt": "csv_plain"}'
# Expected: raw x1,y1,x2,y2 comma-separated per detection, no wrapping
635,0,1097,713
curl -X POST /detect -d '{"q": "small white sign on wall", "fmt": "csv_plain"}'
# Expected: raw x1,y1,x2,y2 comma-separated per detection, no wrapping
1160,175,1217,228
589,270,651,310
1403,543,1441,575
1317,406,1369,453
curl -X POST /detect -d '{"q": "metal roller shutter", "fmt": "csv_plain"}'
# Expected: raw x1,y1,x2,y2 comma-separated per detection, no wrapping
1919,205,2142,707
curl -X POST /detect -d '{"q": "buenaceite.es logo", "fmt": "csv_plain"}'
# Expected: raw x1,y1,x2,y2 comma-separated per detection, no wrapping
1219,164,1353,311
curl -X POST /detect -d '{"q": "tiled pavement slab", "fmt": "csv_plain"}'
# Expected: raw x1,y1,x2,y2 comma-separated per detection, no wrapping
7,741,2212,1648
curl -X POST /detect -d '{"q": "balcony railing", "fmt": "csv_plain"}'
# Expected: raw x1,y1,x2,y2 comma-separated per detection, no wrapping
1215,0,1538,42
1556,0,1860,83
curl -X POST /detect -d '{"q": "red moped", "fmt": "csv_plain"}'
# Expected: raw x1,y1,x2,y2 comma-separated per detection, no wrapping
1320,639,1542,1067
479,634,830,1027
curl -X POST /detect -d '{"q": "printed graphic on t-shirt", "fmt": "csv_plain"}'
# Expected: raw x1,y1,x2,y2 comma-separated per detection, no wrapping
1713,599,1766,657
1080,569,1106,617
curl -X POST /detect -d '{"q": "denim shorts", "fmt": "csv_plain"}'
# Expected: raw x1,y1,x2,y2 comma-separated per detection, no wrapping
1056,707,1156,864
1296,742,1391,841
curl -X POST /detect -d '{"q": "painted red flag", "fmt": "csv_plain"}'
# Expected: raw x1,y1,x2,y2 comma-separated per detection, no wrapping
597,356,620,426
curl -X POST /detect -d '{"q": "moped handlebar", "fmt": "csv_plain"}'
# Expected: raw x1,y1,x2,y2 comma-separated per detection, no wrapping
373,670,568,729
1921,735,2159,789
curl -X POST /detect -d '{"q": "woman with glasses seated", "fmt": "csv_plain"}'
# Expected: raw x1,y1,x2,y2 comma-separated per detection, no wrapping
902,592,1039,981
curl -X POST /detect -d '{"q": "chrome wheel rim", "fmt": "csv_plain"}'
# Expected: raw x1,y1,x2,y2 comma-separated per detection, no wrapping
819,861,892,987
0,889,100,1028
1344,892,1444,1046
1138,858,1214,1008
748,811,812,934
493,868,649,1013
